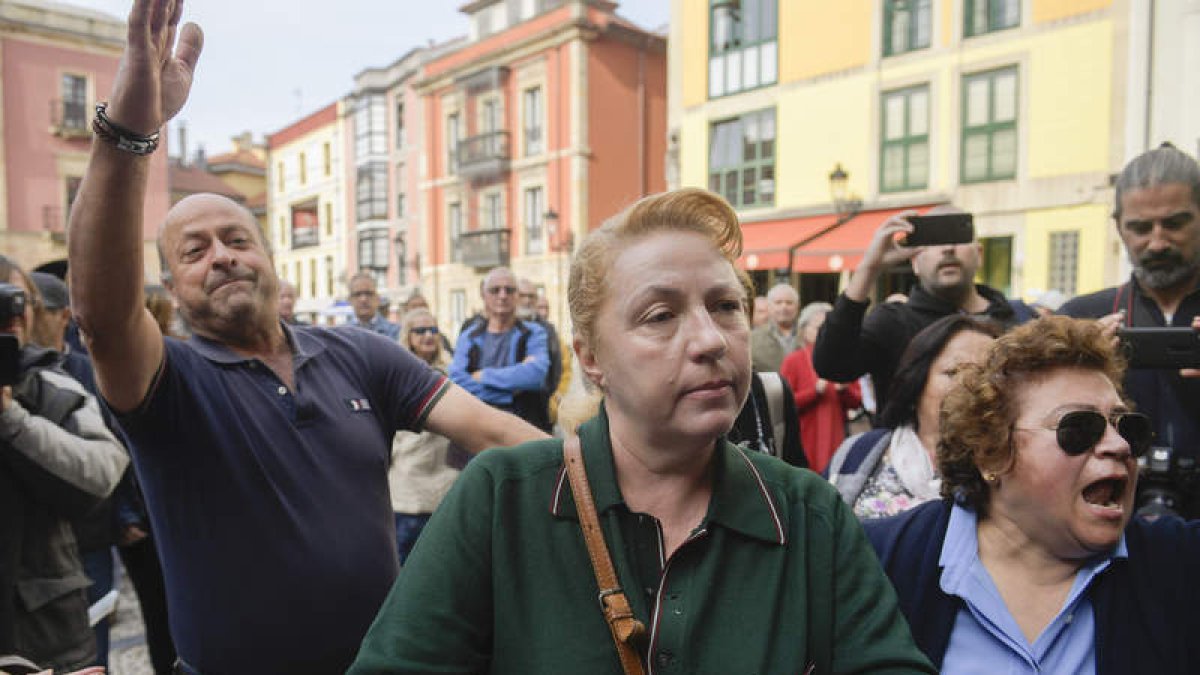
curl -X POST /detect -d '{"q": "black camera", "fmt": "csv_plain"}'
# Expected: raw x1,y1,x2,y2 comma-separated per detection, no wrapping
0,282,26,323
1135,446,1200,520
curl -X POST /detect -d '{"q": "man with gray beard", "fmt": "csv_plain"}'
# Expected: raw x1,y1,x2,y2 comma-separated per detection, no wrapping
1060,142,1200,465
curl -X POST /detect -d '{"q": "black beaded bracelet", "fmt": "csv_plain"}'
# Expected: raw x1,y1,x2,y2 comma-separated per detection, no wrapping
92,102,160,155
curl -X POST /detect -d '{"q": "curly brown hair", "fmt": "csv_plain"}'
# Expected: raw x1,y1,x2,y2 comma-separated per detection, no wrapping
937,315,1127,515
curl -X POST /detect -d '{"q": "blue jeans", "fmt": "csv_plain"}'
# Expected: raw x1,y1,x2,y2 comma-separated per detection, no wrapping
394,513,432,565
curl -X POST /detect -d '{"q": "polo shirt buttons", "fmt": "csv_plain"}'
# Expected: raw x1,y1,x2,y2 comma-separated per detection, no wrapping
277,386,287,395
655,650,674,667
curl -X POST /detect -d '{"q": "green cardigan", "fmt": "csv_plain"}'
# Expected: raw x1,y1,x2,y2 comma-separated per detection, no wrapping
350,407,933,675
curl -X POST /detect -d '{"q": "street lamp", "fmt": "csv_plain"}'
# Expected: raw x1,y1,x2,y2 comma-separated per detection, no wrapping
786,163,864,277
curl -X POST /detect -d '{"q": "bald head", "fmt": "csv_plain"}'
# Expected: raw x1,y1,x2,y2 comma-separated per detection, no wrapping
765,283,799,330
159,193,269,280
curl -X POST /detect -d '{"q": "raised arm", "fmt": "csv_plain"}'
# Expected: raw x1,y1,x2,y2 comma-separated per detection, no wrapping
67,0,203,412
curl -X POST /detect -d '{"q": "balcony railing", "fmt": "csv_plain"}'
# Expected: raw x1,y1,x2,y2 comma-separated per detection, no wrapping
50,99,90,138
456,131,510,182
457,228,510,269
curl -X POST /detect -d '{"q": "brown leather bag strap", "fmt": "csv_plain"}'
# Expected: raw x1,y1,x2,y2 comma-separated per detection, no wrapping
563,435,647,675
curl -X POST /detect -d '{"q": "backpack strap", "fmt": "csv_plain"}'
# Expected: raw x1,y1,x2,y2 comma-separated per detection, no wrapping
757,372,787,458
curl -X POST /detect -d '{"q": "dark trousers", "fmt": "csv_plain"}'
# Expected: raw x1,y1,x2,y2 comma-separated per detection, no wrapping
81,547,114,667
119,537,177,675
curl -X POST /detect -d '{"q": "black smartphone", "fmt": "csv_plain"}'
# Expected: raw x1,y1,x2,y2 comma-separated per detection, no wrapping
1117,327,1200,369
901,213,975,247
0,333,18,386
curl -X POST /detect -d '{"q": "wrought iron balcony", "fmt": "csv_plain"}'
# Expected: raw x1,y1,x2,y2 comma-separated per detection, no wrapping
457,228,510,269
456,131,510,182
49,99,90,138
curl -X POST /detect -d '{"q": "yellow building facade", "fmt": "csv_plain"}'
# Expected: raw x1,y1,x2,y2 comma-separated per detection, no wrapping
265,101,350,323
669,0,1131,301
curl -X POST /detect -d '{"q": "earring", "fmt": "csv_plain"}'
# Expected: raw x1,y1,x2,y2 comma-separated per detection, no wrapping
983,472,998,483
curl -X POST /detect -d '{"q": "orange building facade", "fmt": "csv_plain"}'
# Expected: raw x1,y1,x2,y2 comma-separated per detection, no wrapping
416,0,665,333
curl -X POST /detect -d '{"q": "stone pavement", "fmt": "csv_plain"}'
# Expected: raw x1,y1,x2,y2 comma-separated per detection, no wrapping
105,566,153,675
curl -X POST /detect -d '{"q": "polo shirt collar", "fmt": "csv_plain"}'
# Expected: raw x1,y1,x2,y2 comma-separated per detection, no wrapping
185,321,326,368
550,403,787,546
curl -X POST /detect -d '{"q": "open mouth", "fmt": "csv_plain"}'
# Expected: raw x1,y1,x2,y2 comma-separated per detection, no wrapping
1081,477,1128,511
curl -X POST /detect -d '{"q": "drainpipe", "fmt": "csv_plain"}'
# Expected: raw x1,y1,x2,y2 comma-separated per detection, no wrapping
1144,0,1156,151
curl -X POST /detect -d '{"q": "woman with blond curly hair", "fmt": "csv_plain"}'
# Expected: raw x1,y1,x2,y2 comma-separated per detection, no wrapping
865,316,1200,674
352,189,932,674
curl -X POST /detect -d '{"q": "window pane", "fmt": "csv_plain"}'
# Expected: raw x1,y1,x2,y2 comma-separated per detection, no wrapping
709,56,724,97
760,164,775,202
742,167,757,205
743,114,759,162
724,170,738,204
726,50,742,92
760,42,777,85
709,173,721,193
910,89,929,135
742,0,760,44
994,71,1017,121
998,0,1020,28
761,0,778,40
742,45,760,90
882,145,905,191
991,128,1017,177
908,141,929,187
968,0,987,35
884,94,906,140
963,134,989,180
966,78,990,126
914,0,931,48
891,8,911,54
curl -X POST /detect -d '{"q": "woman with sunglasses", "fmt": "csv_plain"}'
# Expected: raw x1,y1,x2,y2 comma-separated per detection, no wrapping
386,308,462,564
865,316,1200,674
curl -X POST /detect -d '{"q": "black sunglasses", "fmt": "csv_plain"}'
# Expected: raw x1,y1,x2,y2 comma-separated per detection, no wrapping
1019,410,1153,458
410,326,439,335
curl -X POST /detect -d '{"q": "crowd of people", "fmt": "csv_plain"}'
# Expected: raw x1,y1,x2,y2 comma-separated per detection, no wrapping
2,1,1200,673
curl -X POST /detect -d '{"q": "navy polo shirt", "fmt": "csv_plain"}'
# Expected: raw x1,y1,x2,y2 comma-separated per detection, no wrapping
116,324,448,674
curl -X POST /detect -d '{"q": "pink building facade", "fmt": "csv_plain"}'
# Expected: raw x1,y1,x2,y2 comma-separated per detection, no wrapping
0,0,169,277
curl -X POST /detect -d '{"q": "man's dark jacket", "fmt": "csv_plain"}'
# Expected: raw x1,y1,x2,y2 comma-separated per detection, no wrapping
813,283,1025,412
1059,276,1200,463
864,499,1200,674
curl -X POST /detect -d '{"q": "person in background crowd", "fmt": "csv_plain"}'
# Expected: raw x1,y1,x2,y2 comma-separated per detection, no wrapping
404,293,452,353
450,268,552,432
28,272,122,670
865,316,1199,674
534,295,551,322
728,371,807,468
65,3,546,671
0,256,126,670
277,279,305,325
350,188,934,674
827,315,999,519
1059,143,1200,471
388,308,461,564
750,283,800,373
751,295,770,328
781,302,861,473
814,205,1030,413
349,271,400,340
517,278,563,427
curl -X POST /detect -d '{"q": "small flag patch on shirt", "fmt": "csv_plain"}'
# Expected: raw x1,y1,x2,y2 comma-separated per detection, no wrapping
346,398,372,412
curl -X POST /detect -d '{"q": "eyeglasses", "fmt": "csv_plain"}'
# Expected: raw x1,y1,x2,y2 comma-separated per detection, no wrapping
351,290,376,299
410,326,439,335
1016,410,1153,458
486,286,517,296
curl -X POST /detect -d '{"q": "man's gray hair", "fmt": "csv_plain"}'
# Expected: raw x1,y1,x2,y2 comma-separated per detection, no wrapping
798,301,832,329
1113,142,1200,220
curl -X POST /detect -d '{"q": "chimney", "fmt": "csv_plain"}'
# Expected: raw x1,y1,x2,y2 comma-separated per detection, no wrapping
177,122,188,166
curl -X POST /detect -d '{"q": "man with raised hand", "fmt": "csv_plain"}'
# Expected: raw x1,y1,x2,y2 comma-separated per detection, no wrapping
66,2,545,672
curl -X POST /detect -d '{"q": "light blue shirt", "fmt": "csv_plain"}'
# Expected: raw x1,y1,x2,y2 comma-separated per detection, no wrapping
938,504,1127,675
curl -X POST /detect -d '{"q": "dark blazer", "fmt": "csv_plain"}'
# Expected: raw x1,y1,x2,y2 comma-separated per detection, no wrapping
864,499,1200,674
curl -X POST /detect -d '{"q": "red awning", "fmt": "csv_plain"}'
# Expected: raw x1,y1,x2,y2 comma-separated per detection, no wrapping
737,213,839,271
738,205,941,273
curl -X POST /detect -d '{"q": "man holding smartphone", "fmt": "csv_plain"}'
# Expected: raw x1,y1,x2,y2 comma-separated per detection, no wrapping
1059,143,1200,465
812,205,1030,412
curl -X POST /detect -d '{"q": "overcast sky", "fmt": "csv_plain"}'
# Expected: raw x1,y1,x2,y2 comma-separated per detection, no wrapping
66,0,670,157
